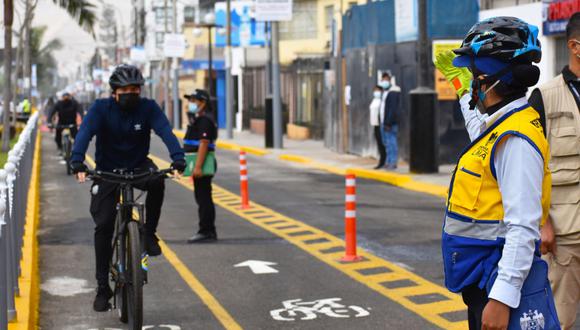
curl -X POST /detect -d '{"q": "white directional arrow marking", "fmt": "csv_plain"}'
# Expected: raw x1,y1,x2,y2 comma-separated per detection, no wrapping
234,260,279,274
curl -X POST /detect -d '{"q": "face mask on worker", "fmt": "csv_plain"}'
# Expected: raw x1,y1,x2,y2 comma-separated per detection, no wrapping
373,91,382,99
117,93,140,111
471,77,500,114
379,80,391,90
188,103,199,113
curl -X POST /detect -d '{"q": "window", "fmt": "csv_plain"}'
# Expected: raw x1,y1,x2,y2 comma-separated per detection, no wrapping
325,5,334,32
155,6,173,25
156,32,165,49
279,0,318,40
184,6,196,23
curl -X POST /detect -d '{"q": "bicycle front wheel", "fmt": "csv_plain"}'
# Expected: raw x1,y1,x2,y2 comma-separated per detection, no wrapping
123,221,143,329
64,136,72,175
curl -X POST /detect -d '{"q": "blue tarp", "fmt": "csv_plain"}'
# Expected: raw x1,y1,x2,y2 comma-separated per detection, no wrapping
342,0,396,50
342,0,478,51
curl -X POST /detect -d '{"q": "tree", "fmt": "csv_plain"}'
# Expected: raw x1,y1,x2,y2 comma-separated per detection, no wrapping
2,0,14,152
98,5,118,63
29,26,63,96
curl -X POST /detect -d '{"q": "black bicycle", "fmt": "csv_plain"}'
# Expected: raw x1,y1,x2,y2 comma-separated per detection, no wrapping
49,123,76,175
87,168,173,329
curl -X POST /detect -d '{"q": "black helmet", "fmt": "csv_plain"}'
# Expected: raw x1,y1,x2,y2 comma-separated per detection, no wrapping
109,64,145,91
453,16,541,64
184,89,210,102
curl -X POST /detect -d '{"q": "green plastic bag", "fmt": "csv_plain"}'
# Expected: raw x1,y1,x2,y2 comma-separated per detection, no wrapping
184,152,216,177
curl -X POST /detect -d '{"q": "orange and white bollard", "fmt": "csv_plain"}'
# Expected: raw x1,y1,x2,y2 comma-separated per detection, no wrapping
341,173,361,262
239,151,250,209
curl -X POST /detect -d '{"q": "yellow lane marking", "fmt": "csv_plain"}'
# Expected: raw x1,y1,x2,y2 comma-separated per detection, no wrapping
149,154,467,330
9,130,41,330
85,156,242,330
173,130,269,156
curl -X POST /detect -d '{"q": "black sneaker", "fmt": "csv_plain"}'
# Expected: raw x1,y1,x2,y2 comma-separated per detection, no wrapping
187,233,217,244
93,284,113,312
145,234,162,257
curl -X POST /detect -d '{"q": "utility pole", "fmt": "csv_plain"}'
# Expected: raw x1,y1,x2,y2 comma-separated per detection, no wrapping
133,0,138,45
2,0,14,152
225,0,233,138
271,22,283,149
409,0,438,173
171,0,180,128
162,0,171,122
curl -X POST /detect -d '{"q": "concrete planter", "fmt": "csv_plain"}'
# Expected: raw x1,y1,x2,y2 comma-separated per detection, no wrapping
287,123,310,140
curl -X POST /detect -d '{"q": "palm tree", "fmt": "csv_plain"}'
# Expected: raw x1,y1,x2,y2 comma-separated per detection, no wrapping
29,26,63,96
52,0,97,36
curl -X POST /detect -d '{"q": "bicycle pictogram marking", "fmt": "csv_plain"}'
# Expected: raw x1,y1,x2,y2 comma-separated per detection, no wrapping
270,298,370,321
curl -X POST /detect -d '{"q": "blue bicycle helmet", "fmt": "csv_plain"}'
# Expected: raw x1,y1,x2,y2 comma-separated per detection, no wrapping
453,16,541,64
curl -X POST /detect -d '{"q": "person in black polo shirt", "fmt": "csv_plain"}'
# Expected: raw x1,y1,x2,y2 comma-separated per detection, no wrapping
183,89,218,243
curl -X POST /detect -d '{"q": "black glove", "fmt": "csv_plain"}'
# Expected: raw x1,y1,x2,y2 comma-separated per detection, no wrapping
70,162,88,174
171,159,187,173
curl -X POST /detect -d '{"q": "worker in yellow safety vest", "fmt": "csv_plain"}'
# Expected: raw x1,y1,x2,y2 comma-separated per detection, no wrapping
435,17,560,330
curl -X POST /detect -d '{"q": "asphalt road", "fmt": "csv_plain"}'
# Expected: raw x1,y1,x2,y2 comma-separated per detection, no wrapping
38,133,458,330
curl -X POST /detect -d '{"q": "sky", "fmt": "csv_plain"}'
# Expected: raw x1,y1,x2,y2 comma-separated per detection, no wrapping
30,0,134,77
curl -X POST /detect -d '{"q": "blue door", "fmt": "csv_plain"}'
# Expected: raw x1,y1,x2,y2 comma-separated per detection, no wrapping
216,70,226,129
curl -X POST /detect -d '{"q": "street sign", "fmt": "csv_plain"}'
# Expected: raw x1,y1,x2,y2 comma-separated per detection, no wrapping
255,0,293,22
163,33,187,58
234,260,279,274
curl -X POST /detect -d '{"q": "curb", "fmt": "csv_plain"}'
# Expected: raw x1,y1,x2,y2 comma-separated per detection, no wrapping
172,130,447,198
173,130,270,157
8,130,41,330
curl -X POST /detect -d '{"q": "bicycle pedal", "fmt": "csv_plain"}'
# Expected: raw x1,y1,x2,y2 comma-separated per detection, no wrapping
141,253,149,272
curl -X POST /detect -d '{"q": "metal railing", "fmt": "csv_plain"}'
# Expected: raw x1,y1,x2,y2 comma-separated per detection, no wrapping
0,112,39,329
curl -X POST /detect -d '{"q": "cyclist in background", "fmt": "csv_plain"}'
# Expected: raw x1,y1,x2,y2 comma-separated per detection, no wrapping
70,64,186,312
48,92,83,154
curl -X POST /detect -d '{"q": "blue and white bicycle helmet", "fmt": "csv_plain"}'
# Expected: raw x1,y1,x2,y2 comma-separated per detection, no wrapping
453,16,541,64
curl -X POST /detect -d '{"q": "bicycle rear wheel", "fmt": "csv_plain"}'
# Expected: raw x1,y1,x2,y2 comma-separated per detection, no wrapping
120,221,143,329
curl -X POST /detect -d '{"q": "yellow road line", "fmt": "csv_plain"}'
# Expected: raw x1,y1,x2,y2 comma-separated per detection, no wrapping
174,129,447,198
149,154,467,330
9,130,41,330
85,156,242,330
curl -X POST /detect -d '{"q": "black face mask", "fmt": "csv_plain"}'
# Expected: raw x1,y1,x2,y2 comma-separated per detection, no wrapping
117,93,140,111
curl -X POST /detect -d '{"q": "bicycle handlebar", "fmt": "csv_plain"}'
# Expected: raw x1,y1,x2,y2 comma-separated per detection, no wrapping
86,168,174,183
48,123,76,129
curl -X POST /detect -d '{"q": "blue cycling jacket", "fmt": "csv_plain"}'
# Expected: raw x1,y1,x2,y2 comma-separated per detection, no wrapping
71,97,184,171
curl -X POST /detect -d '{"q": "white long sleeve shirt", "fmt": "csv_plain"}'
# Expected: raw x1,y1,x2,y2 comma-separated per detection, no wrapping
369,98,382,126
459,95,543,308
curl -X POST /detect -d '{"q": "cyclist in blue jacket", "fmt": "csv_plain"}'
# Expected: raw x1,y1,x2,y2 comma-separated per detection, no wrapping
70,64,186,312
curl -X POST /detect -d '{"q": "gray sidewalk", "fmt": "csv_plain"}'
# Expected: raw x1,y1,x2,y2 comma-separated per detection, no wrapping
218,129,454,188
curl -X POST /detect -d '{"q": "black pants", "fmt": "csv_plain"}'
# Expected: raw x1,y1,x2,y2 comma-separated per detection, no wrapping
462,285,489,330
193,175,216,235
373,125,386,167
89,159,165,285
55,126,77,150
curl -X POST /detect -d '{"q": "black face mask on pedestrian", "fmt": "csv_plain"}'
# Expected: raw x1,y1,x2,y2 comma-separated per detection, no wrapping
116,93,140,111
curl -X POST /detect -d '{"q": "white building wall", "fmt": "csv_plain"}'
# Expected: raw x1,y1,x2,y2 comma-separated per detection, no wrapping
480,2,557,88
143,0,186,62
